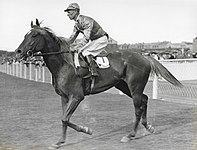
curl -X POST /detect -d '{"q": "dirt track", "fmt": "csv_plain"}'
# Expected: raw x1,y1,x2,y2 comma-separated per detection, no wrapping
0,73,197,150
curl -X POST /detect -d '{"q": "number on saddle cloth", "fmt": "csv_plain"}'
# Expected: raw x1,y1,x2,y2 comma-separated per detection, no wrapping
74,53,110,69
95,57,110,68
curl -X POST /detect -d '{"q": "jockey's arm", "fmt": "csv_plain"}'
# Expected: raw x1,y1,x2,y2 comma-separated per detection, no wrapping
67,25,80,45
78,20,94,53
78,38,89,52
83,19,94,41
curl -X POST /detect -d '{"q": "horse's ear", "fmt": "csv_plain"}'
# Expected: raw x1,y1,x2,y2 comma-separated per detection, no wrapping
31,21,34,28
36,18,40,27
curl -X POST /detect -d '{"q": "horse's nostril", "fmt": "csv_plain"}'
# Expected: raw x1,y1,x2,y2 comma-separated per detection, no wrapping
16,49,22,54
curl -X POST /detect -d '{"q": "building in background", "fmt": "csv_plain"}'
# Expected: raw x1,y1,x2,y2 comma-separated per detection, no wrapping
118,40,194,59
192,37,197,52
119,41,192,52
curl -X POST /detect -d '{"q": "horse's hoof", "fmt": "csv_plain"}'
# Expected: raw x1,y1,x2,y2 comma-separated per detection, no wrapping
120,136,134,143
121,136,130,143
84,126,93,135
80,126,93,135
48,142,66,149
147,124,155,133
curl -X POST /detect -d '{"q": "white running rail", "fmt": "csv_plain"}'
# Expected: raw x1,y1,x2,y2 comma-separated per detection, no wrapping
0,58,197,99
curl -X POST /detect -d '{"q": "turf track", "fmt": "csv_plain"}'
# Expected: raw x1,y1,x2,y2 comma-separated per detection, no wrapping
0,72,196,150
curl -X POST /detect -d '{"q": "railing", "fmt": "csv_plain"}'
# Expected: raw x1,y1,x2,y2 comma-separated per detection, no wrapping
109,58,197,100
150,58,197,99
0,62,52,83
159,58,197,80
0,58,197,100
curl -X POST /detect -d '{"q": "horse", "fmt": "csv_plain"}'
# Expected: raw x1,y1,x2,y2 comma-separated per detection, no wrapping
15,19,183,148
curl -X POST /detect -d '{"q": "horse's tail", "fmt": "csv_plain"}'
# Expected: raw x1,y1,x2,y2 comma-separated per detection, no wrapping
147,56,183,88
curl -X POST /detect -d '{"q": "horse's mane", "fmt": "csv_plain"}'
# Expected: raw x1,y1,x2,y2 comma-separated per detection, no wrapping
42,27,70,51
39,26,75,68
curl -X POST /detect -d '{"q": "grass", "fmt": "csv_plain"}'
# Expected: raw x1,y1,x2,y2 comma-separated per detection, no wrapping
0,72,197,150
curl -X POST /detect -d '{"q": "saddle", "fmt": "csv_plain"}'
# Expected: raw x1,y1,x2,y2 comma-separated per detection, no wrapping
74,52,110,78
73,51,110,95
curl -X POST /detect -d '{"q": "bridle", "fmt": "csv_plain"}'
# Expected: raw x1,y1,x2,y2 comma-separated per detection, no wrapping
31,51,70,57
22,27,72,59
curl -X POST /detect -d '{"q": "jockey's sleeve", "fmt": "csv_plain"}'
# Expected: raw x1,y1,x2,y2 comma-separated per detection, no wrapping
67,25,80,44
83,18,94,41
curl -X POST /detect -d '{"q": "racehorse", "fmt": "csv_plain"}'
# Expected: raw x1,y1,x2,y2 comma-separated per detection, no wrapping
15,19,183,148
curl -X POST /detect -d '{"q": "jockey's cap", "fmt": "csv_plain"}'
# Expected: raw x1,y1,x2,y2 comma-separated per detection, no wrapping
64,3,80,12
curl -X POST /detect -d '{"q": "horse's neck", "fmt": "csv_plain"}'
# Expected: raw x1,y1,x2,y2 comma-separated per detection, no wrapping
43,50,74,77
42,34,75,76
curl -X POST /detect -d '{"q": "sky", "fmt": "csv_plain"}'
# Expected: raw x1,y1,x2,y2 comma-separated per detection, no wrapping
0,0,197,51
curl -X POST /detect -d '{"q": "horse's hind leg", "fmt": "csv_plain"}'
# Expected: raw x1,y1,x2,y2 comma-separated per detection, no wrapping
121,93,144,142
141,94,154,133
115,81,144,142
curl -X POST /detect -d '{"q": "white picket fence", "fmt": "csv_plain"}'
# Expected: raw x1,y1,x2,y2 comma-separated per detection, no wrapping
0,58,197,99
152,58,197,99
0,62,52,83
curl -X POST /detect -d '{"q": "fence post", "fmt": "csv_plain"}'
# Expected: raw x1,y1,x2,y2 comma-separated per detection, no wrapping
6,62,9,74
9,64,12,75
152,73,158,99
35,66,38,82
19,62,23,78
13,62,16,76
24,63,27,79
2,63,5,73
29,63,32,80
10,64,12,75
38,66,41,81
16,62,19,77
0,64,3,73
42,66,45,83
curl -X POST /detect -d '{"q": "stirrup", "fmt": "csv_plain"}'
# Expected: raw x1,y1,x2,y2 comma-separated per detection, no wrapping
89,62,99,76
90,69,99,76
91,71,99,76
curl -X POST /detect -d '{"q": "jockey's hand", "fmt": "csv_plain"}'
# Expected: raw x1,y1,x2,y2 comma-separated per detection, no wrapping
78,46,85,54
78,52,84,59
78,38,88,52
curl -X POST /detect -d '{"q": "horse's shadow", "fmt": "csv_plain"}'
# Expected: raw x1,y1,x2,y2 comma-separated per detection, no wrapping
57,106,196,148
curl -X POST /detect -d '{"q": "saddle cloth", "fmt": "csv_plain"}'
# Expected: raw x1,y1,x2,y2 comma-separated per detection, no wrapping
74,53,110,69
95,57,109,68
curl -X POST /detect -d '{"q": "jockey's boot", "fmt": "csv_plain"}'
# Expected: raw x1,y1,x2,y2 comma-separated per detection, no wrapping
86,55,99,77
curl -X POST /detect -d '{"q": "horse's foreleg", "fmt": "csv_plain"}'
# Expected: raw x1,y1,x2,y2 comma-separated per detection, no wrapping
141,94,154,133
62,96,92,134
53,95,92,148
51,96,69,149
55,120,93,147
66,121,93,135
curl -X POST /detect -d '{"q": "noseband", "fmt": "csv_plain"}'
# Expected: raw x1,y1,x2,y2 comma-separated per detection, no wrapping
27,50,34,57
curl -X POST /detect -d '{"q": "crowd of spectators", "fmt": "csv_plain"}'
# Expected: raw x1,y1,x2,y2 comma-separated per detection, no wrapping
1,56,45,67
1,48,197,66
142,49,197,60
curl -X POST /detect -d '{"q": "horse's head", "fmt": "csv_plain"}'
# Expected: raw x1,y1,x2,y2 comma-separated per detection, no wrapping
15,19,47,60
16,19,68,61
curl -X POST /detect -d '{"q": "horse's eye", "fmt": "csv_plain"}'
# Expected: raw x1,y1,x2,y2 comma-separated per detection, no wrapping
32,34,37,37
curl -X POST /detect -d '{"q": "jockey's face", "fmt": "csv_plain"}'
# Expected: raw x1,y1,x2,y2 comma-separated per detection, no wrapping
67,10,78,21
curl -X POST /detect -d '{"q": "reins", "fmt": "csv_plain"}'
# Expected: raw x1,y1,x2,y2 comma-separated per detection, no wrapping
33,51,70,57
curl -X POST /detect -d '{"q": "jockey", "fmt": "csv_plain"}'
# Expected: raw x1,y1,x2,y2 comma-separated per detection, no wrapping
64,3,109,76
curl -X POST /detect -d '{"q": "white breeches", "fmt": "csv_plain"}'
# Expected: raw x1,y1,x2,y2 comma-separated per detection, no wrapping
79,36,108,57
